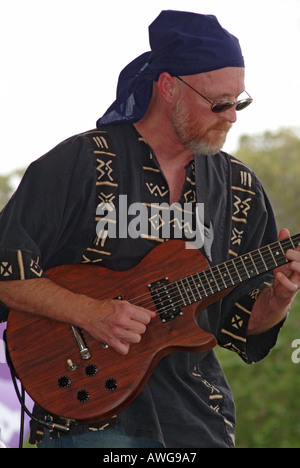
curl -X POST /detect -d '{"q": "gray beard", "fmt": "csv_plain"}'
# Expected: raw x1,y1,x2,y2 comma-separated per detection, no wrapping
181,137,223,156
171,99,226,156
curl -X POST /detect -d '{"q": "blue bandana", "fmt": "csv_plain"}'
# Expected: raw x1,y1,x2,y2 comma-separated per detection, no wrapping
97,10,244,127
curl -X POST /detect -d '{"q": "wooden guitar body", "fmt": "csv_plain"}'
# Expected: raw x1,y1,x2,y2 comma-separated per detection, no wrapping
6,240,226,423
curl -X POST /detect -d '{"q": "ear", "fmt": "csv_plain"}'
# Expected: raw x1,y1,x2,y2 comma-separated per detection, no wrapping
157,72,178,104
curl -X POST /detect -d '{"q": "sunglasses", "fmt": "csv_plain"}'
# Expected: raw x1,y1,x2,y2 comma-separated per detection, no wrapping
176,76,253,114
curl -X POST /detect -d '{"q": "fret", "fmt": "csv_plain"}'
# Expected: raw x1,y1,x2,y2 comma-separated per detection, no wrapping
183,276,197,304
234,257,250,282
194,272,208,297
221,262,234,287
263,244,278,270
269,241,287,267
292,234,300,248
205,268,220,293
239,256,250,279
200,270,214,295
174,280,186,307
190,274,204,300
243,252,259,276
219,263,234,288
277,240,286,257
263,244,279,269
212,264,227,290
211,268,221,291
281,237,295,255
267,245,277,266
230,259,243,283
179,278,191,306
257,248,268,272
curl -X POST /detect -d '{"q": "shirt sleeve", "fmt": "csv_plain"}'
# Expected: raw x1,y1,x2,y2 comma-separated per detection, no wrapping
0,133,96,283
217,174,283,364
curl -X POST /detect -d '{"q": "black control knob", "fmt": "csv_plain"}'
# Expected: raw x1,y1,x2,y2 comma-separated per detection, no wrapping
85,364,98,377
77,389,90,402
105,378,118,391
58,376,71,389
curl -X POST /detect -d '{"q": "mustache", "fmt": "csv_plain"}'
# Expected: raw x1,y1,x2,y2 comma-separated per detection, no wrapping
210,122,233,133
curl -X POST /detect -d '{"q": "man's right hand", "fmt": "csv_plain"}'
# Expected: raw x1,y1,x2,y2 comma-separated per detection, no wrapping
80,298,156,355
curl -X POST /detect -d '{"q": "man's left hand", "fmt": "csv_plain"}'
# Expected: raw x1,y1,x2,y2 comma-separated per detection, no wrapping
248,228,300,335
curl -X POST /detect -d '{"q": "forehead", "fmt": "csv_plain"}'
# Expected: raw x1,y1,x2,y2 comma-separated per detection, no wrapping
189,67,245,96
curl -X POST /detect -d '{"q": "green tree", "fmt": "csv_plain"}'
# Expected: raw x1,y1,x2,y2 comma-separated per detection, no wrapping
235,127,300,234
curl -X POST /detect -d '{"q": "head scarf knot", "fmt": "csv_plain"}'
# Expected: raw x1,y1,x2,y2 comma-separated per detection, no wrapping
97,10,244,127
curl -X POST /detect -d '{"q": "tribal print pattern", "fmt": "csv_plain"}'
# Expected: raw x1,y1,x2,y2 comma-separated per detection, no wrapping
81,130,119,264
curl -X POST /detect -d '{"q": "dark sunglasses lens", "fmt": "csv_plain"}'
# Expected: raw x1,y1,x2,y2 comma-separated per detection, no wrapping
211,102,235,113
236,99,253,111
212,98,253,113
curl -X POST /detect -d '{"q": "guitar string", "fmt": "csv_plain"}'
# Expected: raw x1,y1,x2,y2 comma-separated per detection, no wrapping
126,235,299,311
150,233,298,316
124,240,296,318
127,242,293,315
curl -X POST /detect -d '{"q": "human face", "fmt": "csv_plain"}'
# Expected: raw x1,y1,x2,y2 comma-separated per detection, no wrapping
171,68,246,155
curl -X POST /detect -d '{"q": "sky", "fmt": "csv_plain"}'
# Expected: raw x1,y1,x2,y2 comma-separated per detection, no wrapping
0,0,300,174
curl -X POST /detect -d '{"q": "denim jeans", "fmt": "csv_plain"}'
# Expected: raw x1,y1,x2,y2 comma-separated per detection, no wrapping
37,427,164,448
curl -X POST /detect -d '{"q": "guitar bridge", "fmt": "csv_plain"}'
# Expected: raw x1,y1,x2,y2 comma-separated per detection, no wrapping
148,277,182,323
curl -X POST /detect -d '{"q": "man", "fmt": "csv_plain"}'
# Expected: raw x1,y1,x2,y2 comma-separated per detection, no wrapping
0,10,300,448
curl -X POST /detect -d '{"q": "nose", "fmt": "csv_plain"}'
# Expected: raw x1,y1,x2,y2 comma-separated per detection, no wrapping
225,106,237,124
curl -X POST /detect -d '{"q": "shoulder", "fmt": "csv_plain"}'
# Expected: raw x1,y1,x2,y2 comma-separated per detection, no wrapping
15,130,103,198
39,129,99,163
26,129,100,177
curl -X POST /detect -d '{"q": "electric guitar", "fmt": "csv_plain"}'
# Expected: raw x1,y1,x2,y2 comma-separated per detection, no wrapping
6,235,300,424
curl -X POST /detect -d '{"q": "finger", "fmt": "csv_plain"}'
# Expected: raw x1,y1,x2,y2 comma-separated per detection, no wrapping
110,339,130,356
278,228,291,241
275,272,299,294
286,262,300,277
285,250,300,282
113,326,143,345
120,300,156,321
130,306,156,324
115,305,154,330
104,328,140,355
286,248,300,263
126,320,147,335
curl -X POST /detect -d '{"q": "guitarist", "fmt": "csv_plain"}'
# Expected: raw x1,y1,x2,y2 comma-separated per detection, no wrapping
0,10,300,448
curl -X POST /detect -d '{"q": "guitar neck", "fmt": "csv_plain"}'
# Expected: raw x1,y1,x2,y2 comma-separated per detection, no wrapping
175,233,300,306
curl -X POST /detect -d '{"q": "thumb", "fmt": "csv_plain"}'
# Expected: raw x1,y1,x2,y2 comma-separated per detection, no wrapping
278,228,290,241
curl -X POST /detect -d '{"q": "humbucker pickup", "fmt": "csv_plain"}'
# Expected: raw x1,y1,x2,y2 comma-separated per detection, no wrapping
148,277,183,323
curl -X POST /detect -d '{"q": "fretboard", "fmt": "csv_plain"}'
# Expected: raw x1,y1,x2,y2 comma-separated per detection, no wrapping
174,233,300,307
